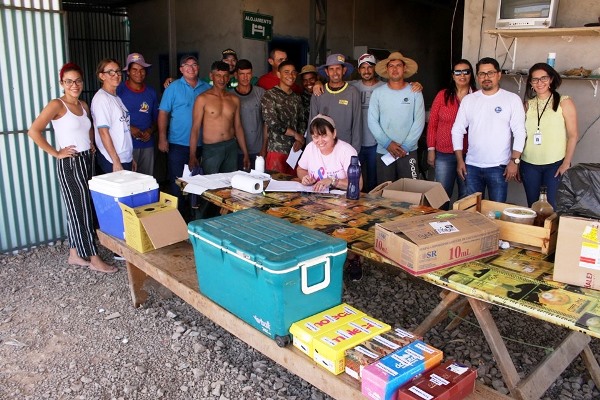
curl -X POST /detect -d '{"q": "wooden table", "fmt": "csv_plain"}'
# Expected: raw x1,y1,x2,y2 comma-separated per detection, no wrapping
194,187,600,400
98,231,508,400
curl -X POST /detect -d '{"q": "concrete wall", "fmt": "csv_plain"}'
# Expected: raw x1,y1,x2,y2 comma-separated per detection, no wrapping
462,0,600,205
128,0,462,106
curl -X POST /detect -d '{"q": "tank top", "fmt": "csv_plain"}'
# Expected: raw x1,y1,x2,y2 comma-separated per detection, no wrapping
522,95,569,165
51,99,92,152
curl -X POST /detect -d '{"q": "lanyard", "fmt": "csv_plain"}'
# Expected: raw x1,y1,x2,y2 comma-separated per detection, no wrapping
536,96,552,131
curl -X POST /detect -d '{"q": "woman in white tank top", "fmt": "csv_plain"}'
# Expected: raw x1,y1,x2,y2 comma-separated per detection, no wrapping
28,63,117,273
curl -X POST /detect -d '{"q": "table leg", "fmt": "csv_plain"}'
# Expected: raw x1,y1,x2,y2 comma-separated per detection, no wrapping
444,297,472,331
414,290,461,336
126,261,149,307
581,344,600,389
468,298,522,397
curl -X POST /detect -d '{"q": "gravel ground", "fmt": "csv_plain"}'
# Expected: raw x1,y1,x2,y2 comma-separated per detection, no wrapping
1,241,599,400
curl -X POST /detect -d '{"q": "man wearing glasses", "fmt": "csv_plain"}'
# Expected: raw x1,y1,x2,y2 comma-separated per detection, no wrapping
451,57,526,202
158,55,211,201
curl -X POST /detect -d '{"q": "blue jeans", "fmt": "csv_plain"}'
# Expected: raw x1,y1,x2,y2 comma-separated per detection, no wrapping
96,151,133,174
520,159,562,208
359,145,378,192
167,144,202,197
465,164,507,202
435,152,467,203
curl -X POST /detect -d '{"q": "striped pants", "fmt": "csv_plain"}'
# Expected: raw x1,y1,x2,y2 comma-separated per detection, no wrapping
56,150,97,258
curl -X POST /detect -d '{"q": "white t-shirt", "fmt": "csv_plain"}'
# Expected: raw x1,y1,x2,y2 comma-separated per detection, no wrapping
91,89,133,163
297,139,357,181
451,88,526,168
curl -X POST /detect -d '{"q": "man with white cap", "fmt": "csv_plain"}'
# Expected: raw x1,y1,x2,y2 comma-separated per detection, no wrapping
307,53,362,153
350,53,386,192
368,52,425,183
117,53,158,177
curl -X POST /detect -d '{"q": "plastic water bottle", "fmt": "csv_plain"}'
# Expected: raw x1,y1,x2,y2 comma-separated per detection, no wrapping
346,156,361,200
255,156,265,174
547,52,556,68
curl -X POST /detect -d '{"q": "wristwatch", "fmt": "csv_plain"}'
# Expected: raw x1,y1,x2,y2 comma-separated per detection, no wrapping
511,157,521,165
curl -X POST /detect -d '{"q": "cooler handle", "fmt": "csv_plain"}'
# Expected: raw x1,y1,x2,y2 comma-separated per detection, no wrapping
300,255,330,295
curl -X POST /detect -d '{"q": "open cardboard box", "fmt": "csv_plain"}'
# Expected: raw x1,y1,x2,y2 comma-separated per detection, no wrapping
374,210,499,275
368,179,449,209
119,192,188,253
554,215,600,290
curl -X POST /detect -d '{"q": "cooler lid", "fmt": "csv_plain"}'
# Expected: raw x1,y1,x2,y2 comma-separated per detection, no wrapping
89,171,158,197
188,209,347,272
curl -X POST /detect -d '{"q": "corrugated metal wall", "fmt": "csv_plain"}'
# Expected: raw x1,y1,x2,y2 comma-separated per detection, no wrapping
0,1,130,253
0,0,65,253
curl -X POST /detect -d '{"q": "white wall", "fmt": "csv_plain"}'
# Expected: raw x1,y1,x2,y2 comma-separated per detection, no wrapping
463,0,600,205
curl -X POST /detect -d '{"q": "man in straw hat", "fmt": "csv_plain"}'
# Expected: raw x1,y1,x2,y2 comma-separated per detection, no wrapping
307,53,362,153
368,51,425,183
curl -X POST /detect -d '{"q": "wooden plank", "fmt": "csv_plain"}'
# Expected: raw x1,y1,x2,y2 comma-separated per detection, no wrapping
99,232,506,400
515,331,591,400
445,297,472,331
453,192,482,212
468,298,522,396
413,290,461,337
125,261,149,307
580,345,600,389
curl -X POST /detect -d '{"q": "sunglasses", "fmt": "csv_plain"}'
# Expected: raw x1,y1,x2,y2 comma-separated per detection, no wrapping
453,69,471,76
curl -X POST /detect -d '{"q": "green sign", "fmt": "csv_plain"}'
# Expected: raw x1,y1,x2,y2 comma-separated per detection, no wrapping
243,11,273,41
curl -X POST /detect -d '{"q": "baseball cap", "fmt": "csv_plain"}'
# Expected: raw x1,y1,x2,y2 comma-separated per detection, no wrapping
299,65,317,75
180,54,198,66
358,53,376,67
222,49,237,59
123,53,151,70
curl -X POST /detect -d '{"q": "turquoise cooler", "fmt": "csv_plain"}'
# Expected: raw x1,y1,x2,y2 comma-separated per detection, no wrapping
188,209,347,345
89,171,159,240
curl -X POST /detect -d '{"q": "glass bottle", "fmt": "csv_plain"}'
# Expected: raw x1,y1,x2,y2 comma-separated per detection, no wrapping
346,156,361,200
531,186,554,227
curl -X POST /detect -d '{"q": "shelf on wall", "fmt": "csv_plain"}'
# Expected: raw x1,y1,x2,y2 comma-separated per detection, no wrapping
502,74,599,97
485,27,600,38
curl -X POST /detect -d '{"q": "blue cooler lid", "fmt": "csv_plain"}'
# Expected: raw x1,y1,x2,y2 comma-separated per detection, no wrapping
88,171,158,197
188,209,347,272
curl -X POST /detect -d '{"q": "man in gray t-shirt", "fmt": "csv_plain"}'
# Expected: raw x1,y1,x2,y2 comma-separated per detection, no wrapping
232,59,266,171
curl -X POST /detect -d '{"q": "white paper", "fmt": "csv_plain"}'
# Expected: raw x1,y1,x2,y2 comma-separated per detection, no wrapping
381,152,398,166
265,179,329,193
286,148,303,169
181,164,192,178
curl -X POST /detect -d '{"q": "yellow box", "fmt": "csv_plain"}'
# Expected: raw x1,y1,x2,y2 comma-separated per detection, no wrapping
119,192,188,253
312,316,391,375
289,303,366,358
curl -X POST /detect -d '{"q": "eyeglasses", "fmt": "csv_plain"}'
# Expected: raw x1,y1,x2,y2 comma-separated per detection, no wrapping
531,75,551,84
477,70,498,79
102,69,122,76
62,78,83,87
453,69,471,76
181,63,199,69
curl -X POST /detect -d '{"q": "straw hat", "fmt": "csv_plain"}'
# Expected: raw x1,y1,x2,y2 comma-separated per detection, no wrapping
375,52,418,79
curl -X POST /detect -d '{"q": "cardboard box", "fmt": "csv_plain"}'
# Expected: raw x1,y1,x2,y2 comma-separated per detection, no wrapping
345,328,422,380
395,360,477,400
312,316,391,375
119,192,188,253
375,210,499,275
453,192,558,255
361,340,443,400
369,179,449,209
554,215,600,290
290,303,366,358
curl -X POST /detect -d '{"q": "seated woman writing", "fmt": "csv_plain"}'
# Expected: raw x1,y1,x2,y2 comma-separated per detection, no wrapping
297,114,364,281
297,114,363,192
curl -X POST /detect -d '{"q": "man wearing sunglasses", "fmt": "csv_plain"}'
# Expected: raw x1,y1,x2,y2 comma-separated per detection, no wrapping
451,57,526,202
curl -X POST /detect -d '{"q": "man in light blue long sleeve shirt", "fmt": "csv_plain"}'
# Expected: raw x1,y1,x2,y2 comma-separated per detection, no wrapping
368,52,425,183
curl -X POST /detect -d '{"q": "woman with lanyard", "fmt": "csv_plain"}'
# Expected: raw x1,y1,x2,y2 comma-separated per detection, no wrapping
28,63,117,273
520,63,578,208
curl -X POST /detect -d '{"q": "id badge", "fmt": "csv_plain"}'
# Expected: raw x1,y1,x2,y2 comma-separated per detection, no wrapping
533,132,542,145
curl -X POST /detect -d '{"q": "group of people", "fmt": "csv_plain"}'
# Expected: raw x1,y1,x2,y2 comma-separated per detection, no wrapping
428,57,577,209
27,46,578,274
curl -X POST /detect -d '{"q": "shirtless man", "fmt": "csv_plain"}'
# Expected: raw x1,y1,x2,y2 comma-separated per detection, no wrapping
189,61,250,174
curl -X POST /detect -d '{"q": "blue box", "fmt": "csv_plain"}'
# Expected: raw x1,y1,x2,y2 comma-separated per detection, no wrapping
188,209,348,343
89,171,159,239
